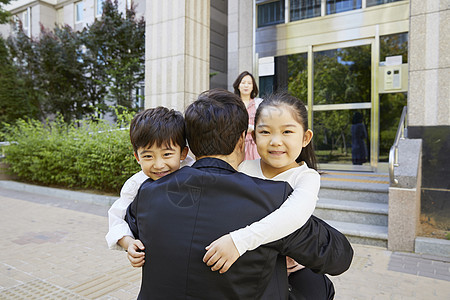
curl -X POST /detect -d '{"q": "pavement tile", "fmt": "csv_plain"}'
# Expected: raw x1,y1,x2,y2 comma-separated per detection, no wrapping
1,187,450,299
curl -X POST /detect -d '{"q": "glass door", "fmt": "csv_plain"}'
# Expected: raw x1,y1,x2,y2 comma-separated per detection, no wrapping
311,39,376,171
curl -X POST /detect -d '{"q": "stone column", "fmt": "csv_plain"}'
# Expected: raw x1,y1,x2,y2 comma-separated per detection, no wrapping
388,139,422,252
408,0,449,126
145,0,210,112
405,0,449,251
227,0,254,90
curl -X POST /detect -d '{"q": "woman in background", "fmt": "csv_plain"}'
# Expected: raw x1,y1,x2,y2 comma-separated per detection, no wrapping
233,71,262,160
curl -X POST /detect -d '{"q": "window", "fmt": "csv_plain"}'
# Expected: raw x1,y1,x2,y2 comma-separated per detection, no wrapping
75,2,84,23
326,0,362,15
257,0,285,28
96,0,104,16
290,0,321,21
22,10,28,29
366,0,403,8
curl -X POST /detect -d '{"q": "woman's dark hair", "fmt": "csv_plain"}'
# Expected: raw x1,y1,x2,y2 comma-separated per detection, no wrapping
130,107,186,154
185,89,248,157
232,71,259,99
254,92,318,170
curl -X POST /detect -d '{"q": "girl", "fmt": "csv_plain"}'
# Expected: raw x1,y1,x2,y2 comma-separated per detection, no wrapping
233,71,262,160
203,92,334,299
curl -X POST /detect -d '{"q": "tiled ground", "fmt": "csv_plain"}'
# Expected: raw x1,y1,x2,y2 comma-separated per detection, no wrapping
0,184,449,299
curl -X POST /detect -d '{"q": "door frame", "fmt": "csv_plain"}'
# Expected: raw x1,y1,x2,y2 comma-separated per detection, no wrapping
307,37,380,172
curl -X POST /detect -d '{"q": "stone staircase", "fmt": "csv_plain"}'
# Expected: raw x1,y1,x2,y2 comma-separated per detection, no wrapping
314,171,389,248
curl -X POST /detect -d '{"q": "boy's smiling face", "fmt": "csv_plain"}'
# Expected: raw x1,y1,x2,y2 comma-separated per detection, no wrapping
134,142,188,181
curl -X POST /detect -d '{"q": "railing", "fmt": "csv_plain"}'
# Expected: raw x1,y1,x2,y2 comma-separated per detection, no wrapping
389,106,408,185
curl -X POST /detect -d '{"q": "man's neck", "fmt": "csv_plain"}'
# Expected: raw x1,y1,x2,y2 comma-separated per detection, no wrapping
196,155,242,170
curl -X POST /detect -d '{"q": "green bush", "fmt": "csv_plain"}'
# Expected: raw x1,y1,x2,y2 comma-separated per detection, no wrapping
2,113,140,194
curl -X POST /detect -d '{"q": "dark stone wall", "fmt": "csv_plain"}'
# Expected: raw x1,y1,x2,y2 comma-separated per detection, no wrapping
408,126,450,230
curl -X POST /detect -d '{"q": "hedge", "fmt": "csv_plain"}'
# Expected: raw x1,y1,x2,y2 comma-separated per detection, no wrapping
2,115,140,194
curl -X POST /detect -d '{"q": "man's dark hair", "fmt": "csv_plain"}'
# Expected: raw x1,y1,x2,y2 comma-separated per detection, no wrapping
130,107,186,154
185,89,248,157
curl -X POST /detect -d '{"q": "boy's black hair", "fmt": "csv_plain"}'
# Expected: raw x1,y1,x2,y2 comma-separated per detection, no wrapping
130,107,186,154
233,71,259,99
185,89,248,157
254,92,318,171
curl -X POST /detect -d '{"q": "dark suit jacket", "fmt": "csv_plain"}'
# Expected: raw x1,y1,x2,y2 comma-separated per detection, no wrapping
126,157,353,300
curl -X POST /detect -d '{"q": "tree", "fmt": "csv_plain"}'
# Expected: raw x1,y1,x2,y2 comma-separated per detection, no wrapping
83,0,145,114
36,25,93,122
5,25,45,121
0,35,40,130
1,0,145,124
0,0,11,24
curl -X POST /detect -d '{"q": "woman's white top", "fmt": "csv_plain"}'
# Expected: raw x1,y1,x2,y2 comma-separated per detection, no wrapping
230,159,320,255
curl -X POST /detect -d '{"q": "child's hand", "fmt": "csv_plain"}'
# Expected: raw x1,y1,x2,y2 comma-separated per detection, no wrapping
127,239,146,268
286,256,304,275
203,234,239,274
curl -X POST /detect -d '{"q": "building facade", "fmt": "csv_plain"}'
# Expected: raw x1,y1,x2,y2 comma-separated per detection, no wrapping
2,0,448,248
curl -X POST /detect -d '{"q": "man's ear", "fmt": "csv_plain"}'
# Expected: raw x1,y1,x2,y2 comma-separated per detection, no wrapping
240,132,246,151
303,129,313,147
134,152,141,164
180,146,189,160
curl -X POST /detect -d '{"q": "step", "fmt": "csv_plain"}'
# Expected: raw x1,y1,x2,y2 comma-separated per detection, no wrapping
319,171,389,203
319,186,389,203
325,220,388,248
315,198,388,226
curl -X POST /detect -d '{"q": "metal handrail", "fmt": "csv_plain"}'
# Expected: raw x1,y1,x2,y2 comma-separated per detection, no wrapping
389,106,408,184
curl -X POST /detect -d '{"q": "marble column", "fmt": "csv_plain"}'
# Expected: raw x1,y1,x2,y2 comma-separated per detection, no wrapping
227,0,254,90
145,0,210,112
408,0,449,126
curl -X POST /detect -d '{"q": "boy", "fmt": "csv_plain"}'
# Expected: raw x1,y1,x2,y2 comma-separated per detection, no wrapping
105,107,193,265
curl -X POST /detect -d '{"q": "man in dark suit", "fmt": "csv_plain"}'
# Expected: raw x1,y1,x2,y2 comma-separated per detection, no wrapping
126,89,353,299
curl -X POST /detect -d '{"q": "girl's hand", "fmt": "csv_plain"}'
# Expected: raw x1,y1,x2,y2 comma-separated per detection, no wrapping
203,234,239,274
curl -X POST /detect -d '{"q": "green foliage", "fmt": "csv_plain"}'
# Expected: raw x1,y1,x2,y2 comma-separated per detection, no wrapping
83,0,145,114
1,0,145,125
2,112,140,194
0,0,11,24
0,36,40,129
37,25,94,121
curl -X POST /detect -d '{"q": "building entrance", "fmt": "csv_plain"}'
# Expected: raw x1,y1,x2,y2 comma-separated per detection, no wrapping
263,39,378,171
311,40,375,171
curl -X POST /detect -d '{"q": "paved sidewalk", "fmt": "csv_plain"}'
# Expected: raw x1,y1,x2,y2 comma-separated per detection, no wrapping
0,185,449,299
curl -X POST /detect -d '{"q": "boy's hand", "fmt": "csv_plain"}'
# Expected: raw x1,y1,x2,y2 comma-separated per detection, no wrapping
127,239,146,268
203,234,239,274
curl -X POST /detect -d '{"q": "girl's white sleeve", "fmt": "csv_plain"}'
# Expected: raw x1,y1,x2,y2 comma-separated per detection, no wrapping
105,171,148,250
230,169,320,256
